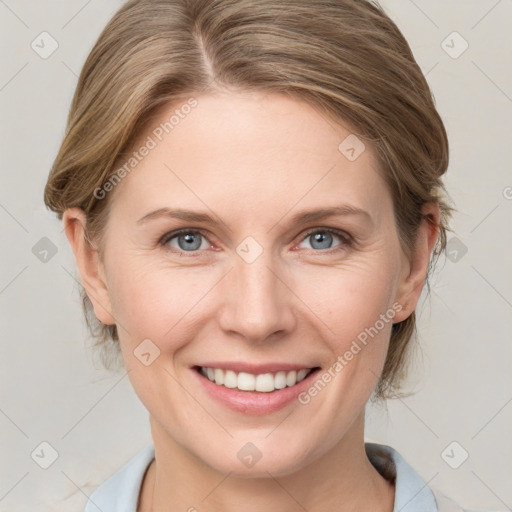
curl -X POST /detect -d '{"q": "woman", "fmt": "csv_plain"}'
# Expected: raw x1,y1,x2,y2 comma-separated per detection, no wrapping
43,0,474,510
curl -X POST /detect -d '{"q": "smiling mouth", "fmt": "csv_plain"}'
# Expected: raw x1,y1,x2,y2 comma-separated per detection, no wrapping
194,366,321,393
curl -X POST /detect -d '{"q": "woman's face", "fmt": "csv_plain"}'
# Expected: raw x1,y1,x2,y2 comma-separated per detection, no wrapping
72,91,423,476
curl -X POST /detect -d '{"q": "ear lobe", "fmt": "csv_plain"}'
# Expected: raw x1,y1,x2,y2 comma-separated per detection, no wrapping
393,203,440,324
63,207,116,326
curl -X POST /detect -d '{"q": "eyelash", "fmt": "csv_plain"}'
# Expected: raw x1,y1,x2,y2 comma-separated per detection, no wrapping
158,227,354,256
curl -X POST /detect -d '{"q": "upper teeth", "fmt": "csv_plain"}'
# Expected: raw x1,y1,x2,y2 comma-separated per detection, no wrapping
200,367,312,392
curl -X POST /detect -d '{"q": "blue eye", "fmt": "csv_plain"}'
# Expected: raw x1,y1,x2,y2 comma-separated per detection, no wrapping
161,230,210,252
298,229,350,251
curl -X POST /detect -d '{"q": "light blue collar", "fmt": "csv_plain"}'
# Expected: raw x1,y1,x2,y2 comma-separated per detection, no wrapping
366,442,439,511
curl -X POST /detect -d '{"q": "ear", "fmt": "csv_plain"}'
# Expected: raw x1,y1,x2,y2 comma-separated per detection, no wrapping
393,202,440,323
63,207,116,326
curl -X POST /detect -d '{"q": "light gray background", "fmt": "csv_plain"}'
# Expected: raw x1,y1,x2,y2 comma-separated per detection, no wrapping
1,1,511,510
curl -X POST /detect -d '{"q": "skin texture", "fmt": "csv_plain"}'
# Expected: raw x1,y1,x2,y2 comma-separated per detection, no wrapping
64,91,439,512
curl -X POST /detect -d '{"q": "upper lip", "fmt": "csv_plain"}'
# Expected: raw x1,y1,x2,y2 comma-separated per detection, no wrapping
194,362,318,374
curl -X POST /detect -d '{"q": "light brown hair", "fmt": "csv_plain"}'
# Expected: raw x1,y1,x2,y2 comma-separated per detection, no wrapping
43,0,451,399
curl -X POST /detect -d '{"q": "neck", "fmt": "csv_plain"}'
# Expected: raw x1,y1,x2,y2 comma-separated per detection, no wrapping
139,413,395,512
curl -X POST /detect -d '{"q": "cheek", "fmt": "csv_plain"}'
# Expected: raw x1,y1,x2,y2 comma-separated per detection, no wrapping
107,257,213,345
293,256,400,344
289,254,402,408
109,260,198,413
292,267,397,427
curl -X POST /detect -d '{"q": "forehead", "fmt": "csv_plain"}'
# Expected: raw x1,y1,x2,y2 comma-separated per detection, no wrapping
108,91,391,225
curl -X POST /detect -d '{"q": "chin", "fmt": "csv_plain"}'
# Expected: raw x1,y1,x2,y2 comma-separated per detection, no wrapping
193,435,320,479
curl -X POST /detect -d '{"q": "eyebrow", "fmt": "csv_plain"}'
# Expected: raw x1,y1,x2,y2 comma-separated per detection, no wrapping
136,205,372,228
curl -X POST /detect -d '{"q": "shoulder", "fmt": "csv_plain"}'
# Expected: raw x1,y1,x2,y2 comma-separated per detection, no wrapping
83,444,155,512
365,442,489,512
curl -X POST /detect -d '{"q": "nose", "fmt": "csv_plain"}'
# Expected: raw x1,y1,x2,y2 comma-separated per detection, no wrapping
217,249,296,344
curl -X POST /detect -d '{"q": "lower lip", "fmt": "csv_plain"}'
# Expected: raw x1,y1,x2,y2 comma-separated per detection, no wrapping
192,367,320,415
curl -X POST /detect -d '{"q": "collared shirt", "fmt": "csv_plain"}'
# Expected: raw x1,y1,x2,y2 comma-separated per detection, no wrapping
83,442,475,512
